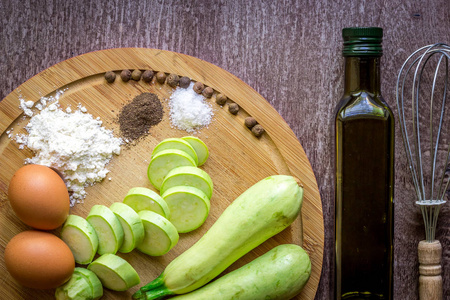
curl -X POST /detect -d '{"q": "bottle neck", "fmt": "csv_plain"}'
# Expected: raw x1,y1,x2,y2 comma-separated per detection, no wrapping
344,56,381,94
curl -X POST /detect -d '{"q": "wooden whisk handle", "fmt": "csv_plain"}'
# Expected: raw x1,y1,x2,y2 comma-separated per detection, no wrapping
418,240,442,300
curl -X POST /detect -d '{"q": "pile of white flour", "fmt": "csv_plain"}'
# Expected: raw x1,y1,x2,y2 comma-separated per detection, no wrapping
15,95,122,206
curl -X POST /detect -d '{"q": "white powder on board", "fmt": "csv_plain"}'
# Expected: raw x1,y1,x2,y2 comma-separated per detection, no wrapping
19,98,34,117
168,82,213,132
18,90,65,117
15,95,122,206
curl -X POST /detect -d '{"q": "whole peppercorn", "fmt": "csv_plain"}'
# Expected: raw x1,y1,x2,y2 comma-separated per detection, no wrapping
252,124,265,137
120,69,132,82
142,70,154,82
104,71,116,83
193,82,205,94
166,74,180,88
202,87,214,98
179,76,191,88
228,103,240,115
245,117,257,129
215,93,227,106
156,72,167,84
131,69,142,81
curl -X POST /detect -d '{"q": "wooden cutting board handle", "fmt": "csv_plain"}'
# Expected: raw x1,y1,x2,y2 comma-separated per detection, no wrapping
418,240,442,300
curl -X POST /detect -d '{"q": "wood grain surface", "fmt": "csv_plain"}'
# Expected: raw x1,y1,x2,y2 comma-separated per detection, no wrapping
0,48,322,299
1,0,450,299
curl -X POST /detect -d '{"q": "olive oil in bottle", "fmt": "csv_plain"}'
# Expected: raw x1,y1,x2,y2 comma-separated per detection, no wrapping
334,27,394,300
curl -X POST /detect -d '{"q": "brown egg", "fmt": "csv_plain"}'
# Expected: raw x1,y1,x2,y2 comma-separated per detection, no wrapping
4,230,75,289
8,164,70,230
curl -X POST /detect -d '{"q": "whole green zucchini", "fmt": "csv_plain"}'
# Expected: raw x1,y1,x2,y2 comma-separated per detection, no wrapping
133,175,303,300
171,244,311,300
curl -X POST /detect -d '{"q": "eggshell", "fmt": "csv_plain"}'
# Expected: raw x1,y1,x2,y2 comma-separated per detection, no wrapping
8,164,70,230
4,230,75,289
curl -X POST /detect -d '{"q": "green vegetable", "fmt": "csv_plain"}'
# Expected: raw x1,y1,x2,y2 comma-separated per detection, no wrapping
55,273,92,300
152,138,199,165
162,186,210,233
160,166,213,199
73,268,103,300
123,187,171,218
60,215,99,265
110,202,145,253
133,175,303,299
137,210,179,256
55,267,103,300
181,136,209,166
171,244,311,300
147,149,197,190
87,205,124,255
88,254,140,291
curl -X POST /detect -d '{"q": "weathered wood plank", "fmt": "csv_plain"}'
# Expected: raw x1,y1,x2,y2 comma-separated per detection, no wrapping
1,0,450,299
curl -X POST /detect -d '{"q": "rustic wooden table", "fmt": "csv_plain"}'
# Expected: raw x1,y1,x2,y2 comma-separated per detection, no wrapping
1,1,450,299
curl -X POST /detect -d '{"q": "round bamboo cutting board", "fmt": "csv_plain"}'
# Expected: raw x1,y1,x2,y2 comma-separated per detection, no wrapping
0,48,323,299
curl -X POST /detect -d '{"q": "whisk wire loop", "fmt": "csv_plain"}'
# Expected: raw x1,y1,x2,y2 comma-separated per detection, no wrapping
396,43,450,242
433,55,449,199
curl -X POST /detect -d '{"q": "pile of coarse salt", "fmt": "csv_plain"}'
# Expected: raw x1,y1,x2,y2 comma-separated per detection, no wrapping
168,82,213,132
13,92,122,206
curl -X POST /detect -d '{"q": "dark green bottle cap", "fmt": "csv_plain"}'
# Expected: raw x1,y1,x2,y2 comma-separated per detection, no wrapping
342,27,383,57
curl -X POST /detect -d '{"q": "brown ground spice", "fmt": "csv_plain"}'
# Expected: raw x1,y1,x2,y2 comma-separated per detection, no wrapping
118,92,164,141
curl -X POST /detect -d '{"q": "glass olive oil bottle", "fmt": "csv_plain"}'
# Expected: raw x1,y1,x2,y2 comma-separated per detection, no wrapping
334,27,394,300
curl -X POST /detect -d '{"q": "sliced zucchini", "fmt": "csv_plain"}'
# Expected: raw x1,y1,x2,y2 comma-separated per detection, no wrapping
137,210,179,256
152,138,199,165
110,202,145,253
162,186,210,233
87,205,124,255
123,187,171,219
181,136,209,166
88,254,140,291
147,149,197,190
55,272,92,300
60,215,99,265
160,166,213,199
131,175,303,298
73,267,103,300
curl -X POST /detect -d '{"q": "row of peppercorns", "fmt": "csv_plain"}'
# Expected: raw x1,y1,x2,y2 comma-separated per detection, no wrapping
104,69,265,137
